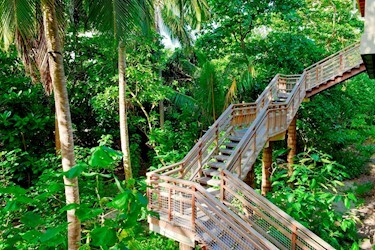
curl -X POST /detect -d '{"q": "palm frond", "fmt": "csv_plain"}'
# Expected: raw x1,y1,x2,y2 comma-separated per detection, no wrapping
0,0,37,50
85,0,153,41
169,90,197,109
161,5,191,46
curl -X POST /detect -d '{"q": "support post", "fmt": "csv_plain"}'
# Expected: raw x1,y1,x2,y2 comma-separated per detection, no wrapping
244,166,255,188
287,116,297,177
261,141,273,196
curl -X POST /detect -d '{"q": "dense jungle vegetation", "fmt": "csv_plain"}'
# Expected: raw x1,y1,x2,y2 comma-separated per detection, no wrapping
0,0,374,249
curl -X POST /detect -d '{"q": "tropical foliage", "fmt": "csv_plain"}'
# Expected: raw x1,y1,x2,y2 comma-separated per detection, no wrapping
0,0,374,248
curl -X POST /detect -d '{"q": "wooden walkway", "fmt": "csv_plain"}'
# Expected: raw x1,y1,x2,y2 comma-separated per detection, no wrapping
147,42,366,249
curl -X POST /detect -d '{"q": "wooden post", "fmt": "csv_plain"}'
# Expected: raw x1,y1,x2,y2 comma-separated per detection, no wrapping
261,141,273,196
244,165,255,188
287,116,297,177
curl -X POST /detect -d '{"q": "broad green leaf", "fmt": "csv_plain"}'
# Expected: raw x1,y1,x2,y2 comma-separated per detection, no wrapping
0,186,27,195
89,146,121,168
21,212,43,228
64,163,87,179
347,193,357,202
40,226,65,243
75,207,103,222
344,197,351,209
108,192,131,209
21,229,43,242
5,199,20,212
350,242,359,250
90,227,117,247
137,192,148,206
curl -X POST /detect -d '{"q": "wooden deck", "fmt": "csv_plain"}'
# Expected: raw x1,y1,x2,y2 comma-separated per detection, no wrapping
147,42,365,249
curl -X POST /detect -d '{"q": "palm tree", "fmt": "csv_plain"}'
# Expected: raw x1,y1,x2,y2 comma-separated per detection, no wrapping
0,0,81,248
85,0,152,180
154,0,209,128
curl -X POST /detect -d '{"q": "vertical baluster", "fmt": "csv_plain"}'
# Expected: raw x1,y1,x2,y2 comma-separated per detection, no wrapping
168,187,172,221
220,171,225,202
191,186,196,230
238,153,242,178
291,224,297,250
339,52,343,74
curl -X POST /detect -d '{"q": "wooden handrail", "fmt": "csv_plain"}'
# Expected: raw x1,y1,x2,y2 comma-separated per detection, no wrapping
225,42,362,176
221,170,334,249
147,42,363,249
147,173,278,249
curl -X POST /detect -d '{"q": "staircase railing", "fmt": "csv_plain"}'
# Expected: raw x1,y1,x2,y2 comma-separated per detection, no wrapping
219,170,334,250
147,173,278,249
148,74,289,180
305,42,362,90
147,42,363,250
225,42,363,179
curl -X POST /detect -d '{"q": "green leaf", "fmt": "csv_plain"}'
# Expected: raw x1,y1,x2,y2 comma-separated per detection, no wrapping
64,163,87,179
21,229,43,242
347,193,357,202
0,186,27,195
108,192,131,209
350,242,359,250
40,226,65,243
21,212,43,228
344,197,351,209
90,227,117,247
292,202,301,212
75,207,103,222
89,146,122,168
287,193,295,203
59,203,80,213
137,192,148,206
5,199,20,212
114,176,125,193
310,179,317,189
311,153,319,161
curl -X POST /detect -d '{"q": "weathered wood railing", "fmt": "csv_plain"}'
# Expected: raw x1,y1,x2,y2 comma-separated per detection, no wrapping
225,42,363,179
147,42,363,249
305,42,362,90
220,170,334,250
147,173,279,249
149,74,291,181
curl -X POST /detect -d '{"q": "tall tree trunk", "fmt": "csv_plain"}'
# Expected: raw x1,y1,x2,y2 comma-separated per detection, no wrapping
42,1,81,249
118,41,132,180
154,4,165,129
55,113,61,153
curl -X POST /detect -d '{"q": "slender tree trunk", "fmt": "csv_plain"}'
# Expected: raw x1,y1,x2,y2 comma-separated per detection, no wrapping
42,1,81,249
118,41,132,180
55,113,61,153
154,4,165,129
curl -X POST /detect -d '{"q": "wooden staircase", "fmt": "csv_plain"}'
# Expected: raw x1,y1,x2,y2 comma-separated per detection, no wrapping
147,42,365,249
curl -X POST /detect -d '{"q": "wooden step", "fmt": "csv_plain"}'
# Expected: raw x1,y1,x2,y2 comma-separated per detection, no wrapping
277,92,289,99
197,177,220,186
219,148,234,155
228,135,242,142
207,162,225,169
233,128,248,136
203,168,221,177
224,142,238,148
206,187,220,197
213,155,229,162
